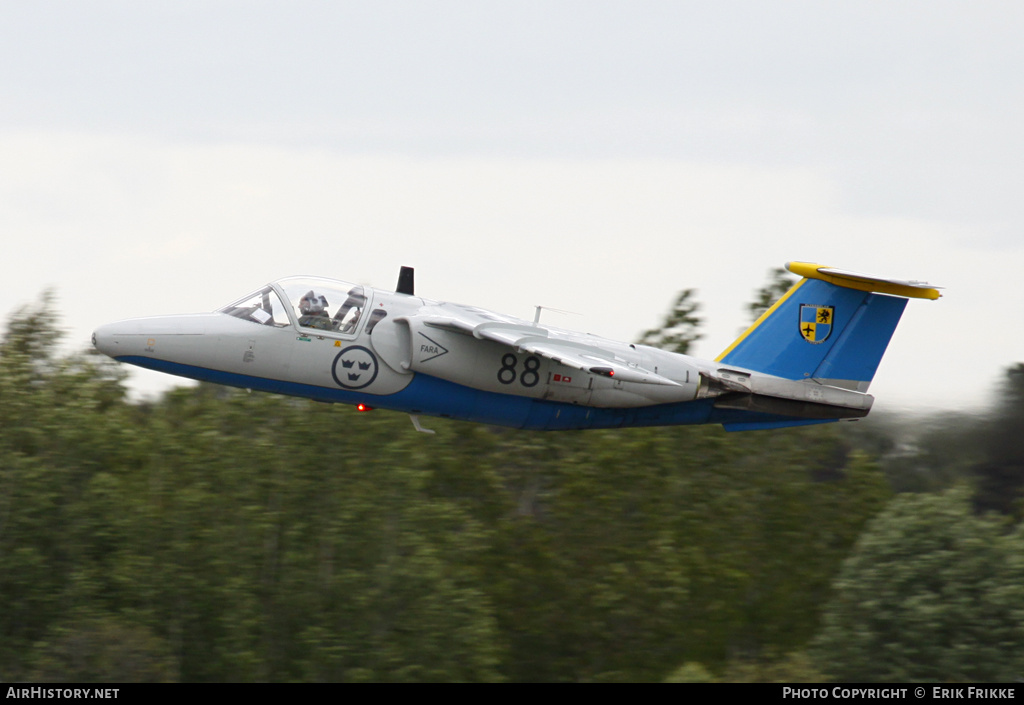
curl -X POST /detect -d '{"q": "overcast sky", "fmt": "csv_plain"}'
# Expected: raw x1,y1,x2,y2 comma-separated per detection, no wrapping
1,1,1021,413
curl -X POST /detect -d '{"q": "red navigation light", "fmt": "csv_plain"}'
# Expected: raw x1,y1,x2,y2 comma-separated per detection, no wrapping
357,403,373,412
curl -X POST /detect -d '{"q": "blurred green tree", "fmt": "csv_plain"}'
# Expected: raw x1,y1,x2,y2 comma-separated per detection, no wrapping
0,294,137,680
812,487,1024,681
636,289,702,354
29,612,177,682
746,267,795,324
973,363,1024,517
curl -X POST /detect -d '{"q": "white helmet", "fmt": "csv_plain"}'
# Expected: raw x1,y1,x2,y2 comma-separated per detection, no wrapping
299,291,328,315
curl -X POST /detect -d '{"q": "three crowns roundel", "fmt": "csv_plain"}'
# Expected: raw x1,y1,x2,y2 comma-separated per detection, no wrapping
799,305,834,344
332,345,379,390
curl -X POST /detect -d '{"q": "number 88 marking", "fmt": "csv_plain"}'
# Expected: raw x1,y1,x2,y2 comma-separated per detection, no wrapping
497,353,518,384
497,354,541,388
521,356,540,387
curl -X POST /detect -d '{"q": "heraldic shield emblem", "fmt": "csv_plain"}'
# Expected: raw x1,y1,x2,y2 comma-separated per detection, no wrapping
799,304,834,344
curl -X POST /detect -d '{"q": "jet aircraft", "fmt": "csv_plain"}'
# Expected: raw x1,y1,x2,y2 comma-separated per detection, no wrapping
92,262,940,432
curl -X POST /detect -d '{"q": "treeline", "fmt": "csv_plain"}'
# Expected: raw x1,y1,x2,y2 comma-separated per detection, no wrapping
1,297,1022,681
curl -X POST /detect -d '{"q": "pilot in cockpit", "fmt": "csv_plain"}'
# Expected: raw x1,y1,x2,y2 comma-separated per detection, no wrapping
298,291,332,330
341,308,361,334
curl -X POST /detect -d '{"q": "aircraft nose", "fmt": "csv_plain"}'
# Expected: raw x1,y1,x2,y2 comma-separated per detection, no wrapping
92,317,157,358
92,314,214,361
92,321,127,359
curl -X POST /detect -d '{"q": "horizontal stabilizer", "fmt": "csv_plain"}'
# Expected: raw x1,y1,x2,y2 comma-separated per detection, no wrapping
786,262,941,300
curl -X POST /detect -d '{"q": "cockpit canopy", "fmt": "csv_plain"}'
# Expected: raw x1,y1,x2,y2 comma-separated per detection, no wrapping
218,276,370,335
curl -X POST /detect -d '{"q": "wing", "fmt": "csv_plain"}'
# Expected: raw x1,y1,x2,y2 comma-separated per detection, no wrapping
418,307,681,387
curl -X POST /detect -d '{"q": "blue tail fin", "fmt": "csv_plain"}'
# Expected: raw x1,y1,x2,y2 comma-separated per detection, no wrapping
716,262,940,392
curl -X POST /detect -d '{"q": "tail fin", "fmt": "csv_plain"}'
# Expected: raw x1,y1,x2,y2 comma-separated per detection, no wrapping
716,262,940,392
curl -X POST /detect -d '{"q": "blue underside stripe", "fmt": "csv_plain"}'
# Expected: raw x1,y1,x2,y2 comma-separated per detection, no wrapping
117,356,836,431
